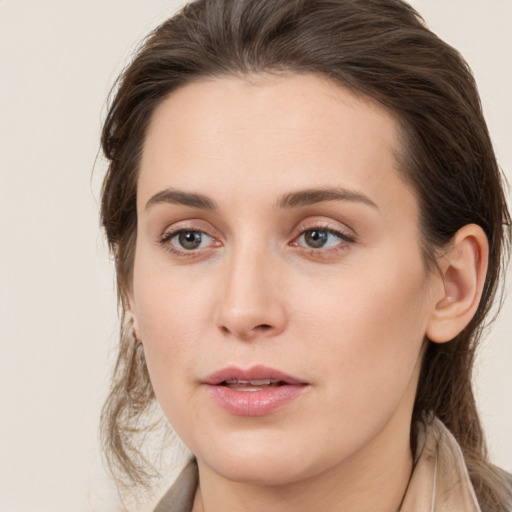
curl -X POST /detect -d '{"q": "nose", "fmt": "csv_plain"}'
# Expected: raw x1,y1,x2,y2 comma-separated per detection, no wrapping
214,245,287,341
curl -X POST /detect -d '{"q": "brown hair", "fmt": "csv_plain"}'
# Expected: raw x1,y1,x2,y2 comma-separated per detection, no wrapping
100,0,511,508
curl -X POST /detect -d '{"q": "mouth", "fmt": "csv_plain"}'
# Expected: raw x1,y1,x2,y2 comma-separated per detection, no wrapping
202,365,309,416
203,364,307,387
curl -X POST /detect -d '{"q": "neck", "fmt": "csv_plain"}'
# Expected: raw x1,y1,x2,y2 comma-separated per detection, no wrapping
193,413,414,512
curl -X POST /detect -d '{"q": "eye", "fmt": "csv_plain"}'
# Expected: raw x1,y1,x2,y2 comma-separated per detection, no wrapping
163,229,216,252
295,228,354,250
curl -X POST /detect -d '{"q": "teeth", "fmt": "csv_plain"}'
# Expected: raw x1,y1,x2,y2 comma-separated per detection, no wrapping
224,379,275,385
248,379,273,385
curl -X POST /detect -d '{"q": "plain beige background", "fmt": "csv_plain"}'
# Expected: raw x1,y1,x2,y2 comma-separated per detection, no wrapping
1,1,511,511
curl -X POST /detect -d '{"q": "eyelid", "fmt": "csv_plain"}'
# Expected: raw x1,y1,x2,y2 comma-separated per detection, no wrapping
292,218,356,241
159,218,220,240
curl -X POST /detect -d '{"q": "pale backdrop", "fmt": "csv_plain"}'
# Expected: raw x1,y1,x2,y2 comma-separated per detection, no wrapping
1,1,511,511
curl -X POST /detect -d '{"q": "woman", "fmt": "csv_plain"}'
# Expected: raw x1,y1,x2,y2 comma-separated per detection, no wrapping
100,0,512,510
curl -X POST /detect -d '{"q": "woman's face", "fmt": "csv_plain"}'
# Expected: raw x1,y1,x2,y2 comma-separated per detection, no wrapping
131,74,442,485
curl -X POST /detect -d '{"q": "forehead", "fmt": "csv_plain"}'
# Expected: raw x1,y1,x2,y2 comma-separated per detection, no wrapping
138,73,416,220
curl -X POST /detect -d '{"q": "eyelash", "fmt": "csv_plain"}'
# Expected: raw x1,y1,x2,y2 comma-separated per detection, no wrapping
291,224,356,253
159,228,220,257
158,224,356,257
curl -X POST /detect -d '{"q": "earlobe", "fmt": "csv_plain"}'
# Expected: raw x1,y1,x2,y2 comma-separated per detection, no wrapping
126,293,141,342
131,312,141,342
426,224,489,344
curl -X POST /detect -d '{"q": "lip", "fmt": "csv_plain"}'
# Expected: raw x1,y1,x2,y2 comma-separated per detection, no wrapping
202,365,309,417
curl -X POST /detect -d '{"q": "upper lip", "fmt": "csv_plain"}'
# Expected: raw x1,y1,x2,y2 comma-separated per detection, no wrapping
202,365,308,386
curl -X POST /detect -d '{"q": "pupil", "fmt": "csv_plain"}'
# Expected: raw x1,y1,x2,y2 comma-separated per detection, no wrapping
305,230,327,248
179,231,202,249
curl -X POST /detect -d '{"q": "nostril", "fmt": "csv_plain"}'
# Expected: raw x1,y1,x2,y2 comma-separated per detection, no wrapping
218,318,281,339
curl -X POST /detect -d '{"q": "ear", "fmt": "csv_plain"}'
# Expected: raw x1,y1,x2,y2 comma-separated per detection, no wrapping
426,224,489,344
126,291,141,342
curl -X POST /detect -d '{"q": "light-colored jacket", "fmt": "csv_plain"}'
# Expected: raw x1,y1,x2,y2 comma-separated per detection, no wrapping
154,418,481,511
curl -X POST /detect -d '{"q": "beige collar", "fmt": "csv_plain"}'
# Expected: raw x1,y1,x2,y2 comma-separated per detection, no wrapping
400,417,481,511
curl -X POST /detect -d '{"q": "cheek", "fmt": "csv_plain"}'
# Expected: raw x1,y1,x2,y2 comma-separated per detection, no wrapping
133,241,213,337
295,262,430,399
131,256,214,402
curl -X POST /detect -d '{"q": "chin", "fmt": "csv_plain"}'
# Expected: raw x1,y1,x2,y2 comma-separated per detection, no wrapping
209,454,315,486
192,430,333,487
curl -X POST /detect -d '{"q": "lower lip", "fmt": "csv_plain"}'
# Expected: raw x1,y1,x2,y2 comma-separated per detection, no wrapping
206,384,307,416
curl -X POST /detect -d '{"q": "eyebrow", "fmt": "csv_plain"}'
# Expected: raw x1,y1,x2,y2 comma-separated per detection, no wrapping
145,188,218,211
144,186,377,212
276,187,378,209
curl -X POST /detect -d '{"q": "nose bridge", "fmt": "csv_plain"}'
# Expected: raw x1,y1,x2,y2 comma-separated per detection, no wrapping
215,235,286,340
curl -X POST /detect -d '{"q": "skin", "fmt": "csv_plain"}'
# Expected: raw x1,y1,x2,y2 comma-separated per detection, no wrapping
129,73,456,512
